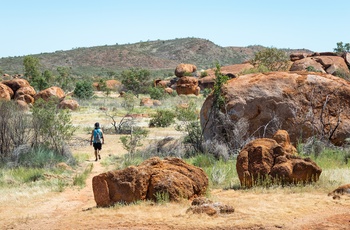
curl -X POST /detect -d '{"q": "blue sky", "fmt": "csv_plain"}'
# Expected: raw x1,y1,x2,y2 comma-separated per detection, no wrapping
2,0,349,58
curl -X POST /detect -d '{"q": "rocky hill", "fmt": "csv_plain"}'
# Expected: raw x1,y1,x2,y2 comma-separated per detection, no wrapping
0,37,312,77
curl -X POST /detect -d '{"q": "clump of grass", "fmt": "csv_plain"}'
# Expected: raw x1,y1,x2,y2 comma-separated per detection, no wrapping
154,191,170,204
73,163,93,188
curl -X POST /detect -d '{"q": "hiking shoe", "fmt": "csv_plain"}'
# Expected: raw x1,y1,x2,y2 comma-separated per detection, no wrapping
95,158,98,161
98,155,101,159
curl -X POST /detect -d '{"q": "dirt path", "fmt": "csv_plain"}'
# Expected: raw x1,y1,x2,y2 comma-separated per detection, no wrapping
1,133,350,229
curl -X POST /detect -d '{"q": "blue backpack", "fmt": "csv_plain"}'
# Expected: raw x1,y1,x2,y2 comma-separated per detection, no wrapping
93,128,103,143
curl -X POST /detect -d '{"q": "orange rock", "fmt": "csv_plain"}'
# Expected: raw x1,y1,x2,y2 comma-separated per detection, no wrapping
92,157,208,207
175,63,197,77
34,86,65,102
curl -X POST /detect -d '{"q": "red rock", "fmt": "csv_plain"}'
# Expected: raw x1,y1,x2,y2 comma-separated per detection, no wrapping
34,86,65,102
92,157,208,207
175,63,197,77
200,71,350,146
176,76,200,96
58,99,79,110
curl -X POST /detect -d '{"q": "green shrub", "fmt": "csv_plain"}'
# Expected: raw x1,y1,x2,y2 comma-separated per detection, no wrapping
200,71,208,77
73,163,93,188
202,88,212,98
74,80,94,99
18,147,68,168
148,86,166,100
149,110,176,127
251,47,289,71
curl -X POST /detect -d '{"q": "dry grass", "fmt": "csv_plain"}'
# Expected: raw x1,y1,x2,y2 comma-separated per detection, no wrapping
1,94,350,230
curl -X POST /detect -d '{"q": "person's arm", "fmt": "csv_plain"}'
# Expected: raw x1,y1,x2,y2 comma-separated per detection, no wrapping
90,130,93,145
101,130,105,144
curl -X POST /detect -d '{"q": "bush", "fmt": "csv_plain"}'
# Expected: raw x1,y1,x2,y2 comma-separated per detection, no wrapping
148,86,166,100
74,80,94,99
0,101,31,160
32,98,76,156
251,47,289,71
202,88,212,98
149,110,176,127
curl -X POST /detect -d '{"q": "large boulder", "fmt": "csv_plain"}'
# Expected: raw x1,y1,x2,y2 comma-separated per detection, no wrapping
290,57,326,73
199,63,254,90
14,86,36,100
200,71,350,146
1,79,30,94
58,99,79,110
92,157,208,207
154,79,170,88
176,76,200,96
175,63,197,77
0,83,14,100
289,53,350,75
34,86,65,102
236,130,321,187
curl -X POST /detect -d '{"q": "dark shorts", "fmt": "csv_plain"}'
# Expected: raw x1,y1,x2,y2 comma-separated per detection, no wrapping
93,142,102,150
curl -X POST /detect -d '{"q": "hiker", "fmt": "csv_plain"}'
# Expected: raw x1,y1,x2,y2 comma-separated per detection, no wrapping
90,122,104,161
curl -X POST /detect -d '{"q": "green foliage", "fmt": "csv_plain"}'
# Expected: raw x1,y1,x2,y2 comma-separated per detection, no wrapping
251,47,289,71
149,109,176,127
306,66,319,72
334,41,350,53
213,64,229,108
120,127,149,156
200,71,208,77
154,191,170,204
32,98,76,155
73,163,93,188
148,86,166,100
23,56,41,80
202,88,212,98
56,66,71,91
18,146,68,168
10,167,45,183
121,91,136,112
121,68,152,97
186,154,238,188
175,101,203,155
0,101,31,159
239,65,270,75
333,69,350,81
74,80,94,99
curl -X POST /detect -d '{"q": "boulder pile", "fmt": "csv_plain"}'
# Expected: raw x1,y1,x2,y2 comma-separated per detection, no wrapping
0,78,79,111
236,130,322,187
175,63,200,96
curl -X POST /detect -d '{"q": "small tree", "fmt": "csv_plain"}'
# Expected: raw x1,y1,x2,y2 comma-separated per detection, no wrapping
74,80,94,99
121,68,151,97
23,56,41,86
251,47,289,71
32,98,75,155
175,101,203,155
334,42,350,53
149,109,176,127
120,127,149,157
148,86,166,100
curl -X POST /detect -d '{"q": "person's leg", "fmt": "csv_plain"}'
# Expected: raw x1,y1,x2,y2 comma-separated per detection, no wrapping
98,143,101,159
94,149,98,161
93,143,98,161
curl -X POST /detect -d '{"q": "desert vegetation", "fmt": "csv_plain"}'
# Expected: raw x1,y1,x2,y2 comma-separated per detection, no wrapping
0,41,349,229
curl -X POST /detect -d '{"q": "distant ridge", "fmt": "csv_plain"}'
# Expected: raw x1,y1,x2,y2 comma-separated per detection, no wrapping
0,37,312,77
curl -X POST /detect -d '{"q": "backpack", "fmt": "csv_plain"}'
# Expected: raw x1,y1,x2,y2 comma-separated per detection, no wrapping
93,128,102,143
